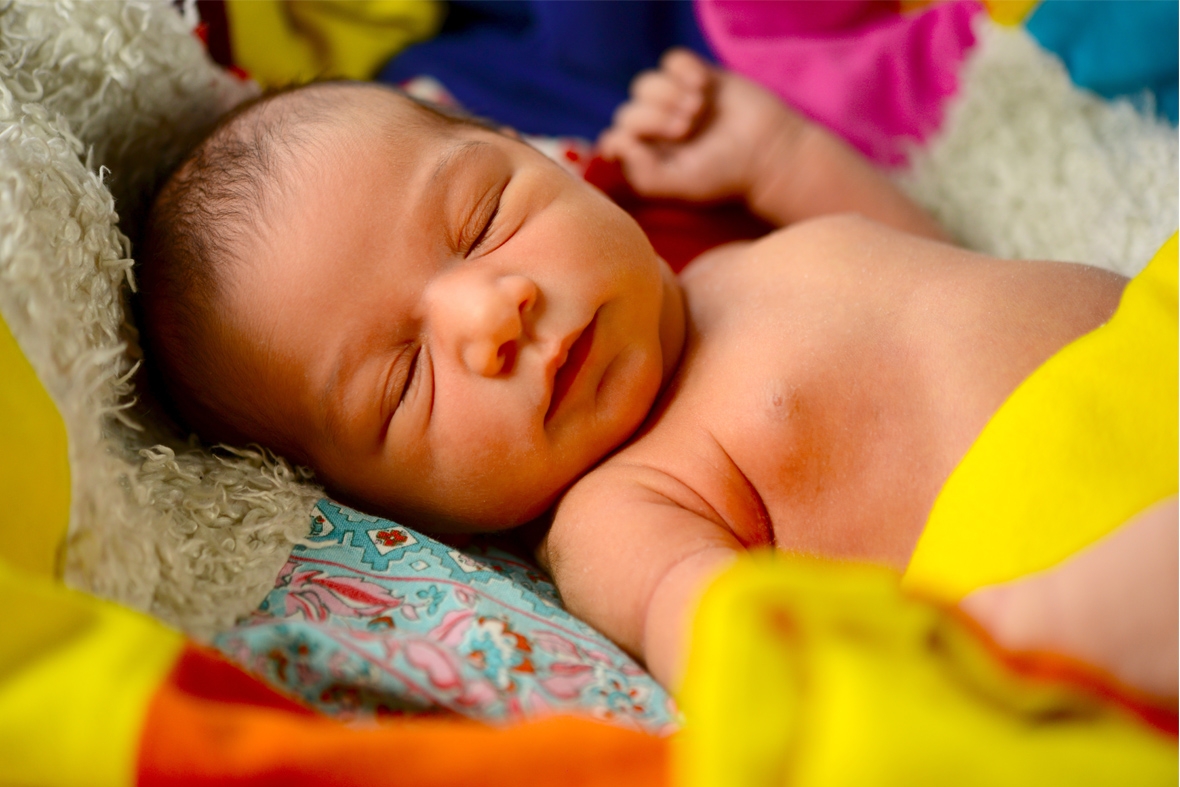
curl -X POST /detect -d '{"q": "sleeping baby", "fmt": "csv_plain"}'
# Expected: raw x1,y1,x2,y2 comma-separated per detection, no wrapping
138,51,1176,702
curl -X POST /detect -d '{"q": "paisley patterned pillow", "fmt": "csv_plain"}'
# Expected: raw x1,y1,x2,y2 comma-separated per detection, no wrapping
214,499,677,732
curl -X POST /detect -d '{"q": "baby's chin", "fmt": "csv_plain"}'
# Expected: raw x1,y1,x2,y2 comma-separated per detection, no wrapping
329,463,565,534
385,490,561,535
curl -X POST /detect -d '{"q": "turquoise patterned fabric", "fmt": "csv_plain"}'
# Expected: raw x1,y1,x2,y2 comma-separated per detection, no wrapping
213,499,677,732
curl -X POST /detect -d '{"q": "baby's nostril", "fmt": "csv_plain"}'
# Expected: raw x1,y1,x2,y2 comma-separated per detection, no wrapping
498,341,518,375
507,275,539,314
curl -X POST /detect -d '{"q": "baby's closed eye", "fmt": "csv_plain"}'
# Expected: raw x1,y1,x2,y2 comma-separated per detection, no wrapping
464,188,502,256
382,343,423,428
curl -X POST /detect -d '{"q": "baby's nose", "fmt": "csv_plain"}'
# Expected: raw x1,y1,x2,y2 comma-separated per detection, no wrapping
456,274,538,377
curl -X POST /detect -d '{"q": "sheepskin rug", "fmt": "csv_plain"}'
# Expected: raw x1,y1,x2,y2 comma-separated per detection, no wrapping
0,0,1174,640
0,0,320,639
901,19,1179,275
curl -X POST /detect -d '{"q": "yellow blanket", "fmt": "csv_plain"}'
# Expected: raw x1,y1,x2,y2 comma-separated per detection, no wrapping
906,233,1178,599
677,236,1179,786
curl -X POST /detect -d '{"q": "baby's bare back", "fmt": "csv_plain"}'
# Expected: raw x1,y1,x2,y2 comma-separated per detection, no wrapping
542,215,1125,680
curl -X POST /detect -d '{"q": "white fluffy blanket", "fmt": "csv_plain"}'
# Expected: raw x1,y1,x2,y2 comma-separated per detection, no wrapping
0,1,1174,639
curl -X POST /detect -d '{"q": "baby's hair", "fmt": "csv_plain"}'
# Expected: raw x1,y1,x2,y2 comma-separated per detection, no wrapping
136,81,494,448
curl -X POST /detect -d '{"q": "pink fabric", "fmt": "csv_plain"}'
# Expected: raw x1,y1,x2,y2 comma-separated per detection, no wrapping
695,0,984,166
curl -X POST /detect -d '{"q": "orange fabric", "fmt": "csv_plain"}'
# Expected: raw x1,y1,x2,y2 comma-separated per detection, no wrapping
138,644,669,787
935,607,1178,736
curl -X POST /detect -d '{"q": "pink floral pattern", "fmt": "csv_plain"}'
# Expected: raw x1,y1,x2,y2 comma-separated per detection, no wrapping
214,499,678,731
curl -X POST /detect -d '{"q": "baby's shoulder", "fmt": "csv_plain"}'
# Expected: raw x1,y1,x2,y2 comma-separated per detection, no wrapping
560,457,700,514
680,214,895,299
554,444,731,539
542,451,736,578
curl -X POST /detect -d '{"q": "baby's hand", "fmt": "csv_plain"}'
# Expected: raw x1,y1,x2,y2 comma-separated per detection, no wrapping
599,49,804,204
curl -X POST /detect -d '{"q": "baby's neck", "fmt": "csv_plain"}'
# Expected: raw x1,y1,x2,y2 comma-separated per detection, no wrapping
657,263,687,391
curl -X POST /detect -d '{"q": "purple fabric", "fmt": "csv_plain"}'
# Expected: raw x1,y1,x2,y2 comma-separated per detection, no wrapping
695,0,984,166
379,0,715,140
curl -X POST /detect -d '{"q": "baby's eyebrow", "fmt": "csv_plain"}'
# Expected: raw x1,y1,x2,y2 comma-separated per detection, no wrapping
430,139,491,189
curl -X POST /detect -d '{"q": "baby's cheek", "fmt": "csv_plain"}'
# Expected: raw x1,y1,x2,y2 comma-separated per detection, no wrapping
604,343,662,425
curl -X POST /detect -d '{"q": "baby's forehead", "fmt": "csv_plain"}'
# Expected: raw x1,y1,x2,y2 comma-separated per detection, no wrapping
227,83,453,209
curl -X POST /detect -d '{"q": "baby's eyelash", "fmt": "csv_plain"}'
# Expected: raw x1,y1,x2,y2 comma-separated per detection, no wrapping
396,347,421,407
466,192,502,255
382,345,420,432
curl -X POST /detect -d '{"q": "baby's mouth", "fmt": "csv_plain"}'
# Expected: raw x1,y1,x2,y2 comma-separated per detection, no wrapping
545,311,598,423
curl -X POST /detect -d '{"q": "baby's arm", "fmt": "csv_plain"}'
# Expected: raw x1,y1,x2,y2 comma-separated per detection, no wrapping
600,49,948,242
538,465,742,688
961,497,1178,702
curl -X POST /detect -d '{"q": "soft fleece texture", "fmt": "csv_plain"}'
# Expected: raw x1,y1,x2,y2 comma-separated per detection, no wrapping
0,0,318,640
0,0,1174,644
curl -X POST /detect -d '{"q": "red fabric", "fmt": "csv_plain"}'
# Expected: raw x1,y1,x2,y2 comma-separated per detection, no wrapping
584,157,773,273
161,643,314,715
195,1,234,69
137,643,669,787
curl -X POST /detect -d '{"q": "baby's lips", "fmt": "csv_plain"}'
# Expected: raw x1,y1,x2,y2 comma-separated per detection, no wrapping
544,311,599,423
539,333,572,421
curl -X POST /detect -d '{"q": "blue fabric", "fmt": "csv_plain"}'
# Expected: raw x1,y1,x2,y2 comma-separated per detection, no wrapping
213,499,677,731
378,0,714,138
1026,0,1179,124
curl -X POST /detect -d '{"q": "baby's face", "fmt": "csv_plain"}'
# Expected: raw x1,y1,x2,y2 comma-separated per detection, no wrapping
226,85,683,531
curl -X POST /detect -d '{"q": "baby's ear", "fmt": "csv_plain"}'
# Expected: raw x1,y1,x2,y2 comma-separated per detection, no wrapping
500,126,522,140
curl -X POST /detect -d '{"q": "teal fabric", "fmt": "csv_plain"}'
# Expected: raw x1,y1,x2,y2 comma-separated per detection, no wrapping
1027,0,1178,124
214,499,677,731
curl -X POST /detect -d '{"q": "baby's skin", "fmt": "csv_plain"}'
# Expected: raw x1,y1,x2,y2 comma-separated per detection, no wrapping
203,52,1175,700
555,51,1175,697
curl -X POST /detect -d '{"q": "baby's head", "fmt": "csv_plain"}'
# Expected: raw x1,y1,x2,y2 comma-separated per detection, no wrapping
139,82,684,531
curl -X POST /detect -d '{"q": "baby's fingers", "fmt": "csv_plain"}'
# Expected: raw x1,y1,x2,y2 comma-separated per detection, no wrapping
597,130,666,189
631,70,704,124
659,48,711,94
611,96,695,143
613,51,712,143
598,130,703,200
598,128,640,165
